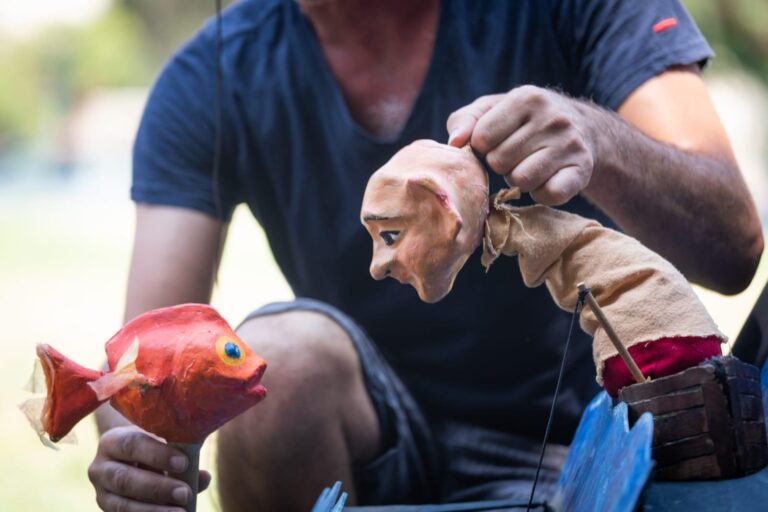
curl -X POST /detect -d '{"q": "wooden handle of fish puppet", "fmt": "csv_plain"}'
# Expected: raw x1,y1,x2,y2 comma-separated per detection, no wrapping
170,442,202,512
577,282,649,385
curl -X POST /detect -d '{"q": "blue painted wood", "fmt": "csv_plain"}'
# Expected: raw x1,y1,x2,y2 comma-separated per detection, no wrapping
311,489,539,512
762,361,768,440
347,501,541,511
311,392,653,512
550,392,654,512
642,463,768,510
311,482,348,512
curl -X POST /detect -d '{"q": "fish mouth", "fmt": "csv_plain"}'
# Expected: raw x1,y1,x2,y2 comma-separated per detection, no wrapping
244,363,267,399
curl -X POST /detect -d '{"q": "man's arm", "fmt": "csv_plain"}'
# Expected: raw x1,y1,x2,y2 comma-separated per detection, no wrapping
96,204,225,431
90,204,224,511
585,66,762,294
447,68,763,294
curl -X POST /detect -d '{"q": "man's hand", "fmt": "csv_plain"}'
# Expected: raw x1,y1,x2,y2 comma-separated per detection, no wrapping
446,86,596,206
447,69,763,294
88,426,211,512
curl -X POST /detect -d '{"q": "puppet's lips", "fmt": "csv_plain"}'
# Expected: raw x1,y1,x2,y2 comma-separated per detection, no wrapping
392,272,412,285
246,382,267,398
244,363,267,398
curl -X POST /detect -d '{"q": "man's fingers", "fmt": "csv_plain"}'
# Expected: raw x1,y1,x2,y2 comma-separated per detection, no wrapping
198,470,212,493
484,121,540,175
529,166,586,206
100,428,188,473
97,461,192,506
446,94,504,147
96,491,185,512
471,93,533,154
504,148,558,193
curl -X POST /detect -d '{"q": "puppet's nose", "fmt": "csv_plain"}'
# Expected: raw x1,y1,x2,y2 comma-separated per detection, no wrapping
370,257,392,281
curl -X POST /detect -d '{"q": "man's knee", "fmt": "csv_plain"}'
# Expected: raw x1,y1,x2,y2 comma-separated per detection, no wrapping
227,306,379,453
215,304,382,508
236,307,362,394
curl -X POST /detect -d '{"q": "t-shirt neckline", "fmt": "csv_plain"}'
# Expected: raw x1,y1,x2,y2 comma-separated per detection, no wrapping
293,0,449,146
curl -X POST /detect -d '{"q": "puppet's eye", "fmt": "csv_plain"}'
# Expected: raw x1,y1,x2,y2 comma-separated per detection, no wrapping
381,230,400,246
224,342,241,359
216,337,246,366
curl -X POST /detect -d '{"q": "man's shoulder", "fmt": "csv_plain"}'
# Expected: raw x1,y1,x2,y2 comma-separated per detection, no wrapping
174,0,288,64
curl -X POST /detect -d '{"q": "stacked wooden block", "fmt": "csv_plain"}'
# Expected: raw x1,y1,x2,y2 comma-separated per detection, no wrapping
619,356,767,480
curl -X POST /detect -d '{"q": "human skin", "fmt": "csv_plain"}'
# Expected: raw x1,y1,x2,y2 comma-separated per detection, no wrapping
91,0,762,510
447,69,763,294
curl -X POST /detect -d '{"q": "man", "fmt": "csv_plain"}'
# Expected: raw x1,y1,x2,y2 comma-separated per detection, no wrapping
87,0,763,510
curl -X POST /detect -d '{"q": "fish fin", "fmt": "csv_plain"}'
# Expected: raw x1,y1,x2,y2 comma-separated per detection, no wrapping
19,396,46,437
33,344,106,443
88,337,148,401
18,396,77,449
24,358,46,393
115,336,140,372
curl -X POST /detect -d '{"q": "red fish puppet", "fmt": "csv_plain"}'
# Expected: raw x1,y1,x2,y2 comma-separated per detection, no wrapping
23,304,267,445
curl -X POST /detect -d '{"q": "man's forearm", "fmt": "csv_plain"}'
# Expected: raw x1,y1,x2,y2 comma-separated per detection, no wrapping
94,205,225,434
95,403,131,433
581,103,763,294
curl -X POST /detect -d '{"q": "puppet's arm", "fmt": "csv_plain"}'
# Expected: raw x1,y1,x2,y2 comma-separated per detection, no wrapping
482,189,725,395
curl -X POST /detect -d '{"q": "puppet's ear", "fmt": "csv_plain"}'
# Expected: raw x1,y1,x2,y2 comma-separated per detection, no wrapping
406,176,463,241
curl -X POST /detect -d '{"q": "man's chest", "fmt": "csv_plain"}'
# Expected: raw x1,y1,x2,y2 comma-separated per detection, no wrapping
313,14,439,139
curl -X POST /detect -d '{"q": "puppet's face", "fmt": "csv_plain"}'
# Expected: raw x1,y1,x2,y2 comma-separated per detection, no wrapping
361,140,489,303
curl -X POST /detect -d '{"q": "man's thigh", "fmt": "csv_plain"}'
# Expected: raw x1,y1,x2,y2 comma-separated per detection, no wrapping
434,420,569,503
219,298,440,505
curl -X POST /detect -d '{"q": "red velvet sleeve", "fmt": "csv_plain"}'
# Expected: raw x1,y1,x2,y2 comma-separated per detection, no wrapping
602,335,723,397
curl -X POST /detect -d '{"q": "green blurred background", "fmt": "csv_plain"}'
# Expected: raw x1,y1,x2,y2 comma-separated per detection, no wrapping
1,1,767,510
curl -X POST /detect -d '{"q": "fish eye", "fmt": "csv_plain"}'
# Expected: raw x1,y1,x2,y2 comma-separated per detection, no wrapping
216,337,246,366
380,230,400,246
224,341,241,359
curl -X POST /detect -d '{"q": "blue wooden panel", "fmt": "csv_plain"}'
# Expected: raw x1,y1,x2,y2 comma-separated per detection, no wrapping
311,482,348,512
550,392,654,512
311,486,539,512
763,361,768,440
311,392,653,512
642,459,768,510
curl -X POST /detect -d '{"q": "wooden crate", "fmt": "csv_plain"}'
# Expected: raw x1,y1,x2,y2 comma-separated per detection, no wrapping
619,356,768,480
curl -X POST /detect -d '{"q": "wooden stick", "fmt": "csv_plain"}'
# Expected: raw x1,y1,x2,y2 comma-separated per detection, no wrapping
170,442,202,512
577,283,648,384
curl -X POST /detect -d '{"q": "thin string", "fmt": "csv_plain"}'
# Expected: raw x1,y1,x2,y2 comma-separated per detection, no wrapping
209,0,225,288
212,0,224,221
526,287,589,512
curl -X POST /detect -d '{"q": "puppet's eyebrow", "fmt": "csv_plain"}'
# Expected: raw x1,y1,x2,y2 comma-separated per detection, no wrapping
362,214,394,221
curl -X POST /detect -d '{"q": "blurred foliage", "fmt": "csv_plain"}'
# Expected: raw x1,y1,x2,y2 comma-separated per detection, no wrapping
0,0,230,150
0,38,41,145
684,0,768,79
2,0,768,150
120,0,234,70
0,3,151,148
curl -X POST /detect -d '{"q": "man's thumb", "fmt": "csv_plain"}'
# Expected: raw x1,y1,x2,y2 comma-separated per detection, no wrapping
446,94,502,147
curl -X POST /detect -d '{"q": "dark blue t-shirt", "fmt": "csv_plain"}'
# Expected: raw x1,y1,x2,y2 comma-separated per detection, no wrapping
132,0,712,442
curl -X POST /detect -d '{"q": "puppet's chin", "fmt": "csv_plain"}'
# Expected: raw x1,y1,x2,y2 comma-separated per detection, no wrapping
411,267,462,304
415,286,450,304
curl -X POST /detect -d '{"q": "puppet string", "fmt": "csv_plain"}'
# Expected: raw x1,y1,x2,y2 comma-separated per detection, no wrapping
212,0,223,221
526,287,588,512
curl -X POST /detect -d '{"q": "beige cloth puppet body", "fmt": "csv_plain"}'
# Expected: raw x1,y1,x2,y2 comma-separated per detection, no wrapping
361,140,724,386
482,188,724,383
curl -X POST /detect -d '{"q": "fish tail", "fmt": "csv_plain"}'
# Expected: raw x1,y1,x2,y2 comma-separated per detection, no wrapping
25,344,106,443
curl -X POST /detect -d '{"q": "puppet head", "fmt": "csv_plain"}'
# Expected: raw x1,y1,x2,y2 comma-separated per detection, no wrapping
361,140,489,303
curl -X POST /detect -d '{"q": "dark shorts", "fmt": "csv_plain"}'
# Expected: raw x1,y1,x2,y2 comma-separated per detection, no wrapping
242,298,568,505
